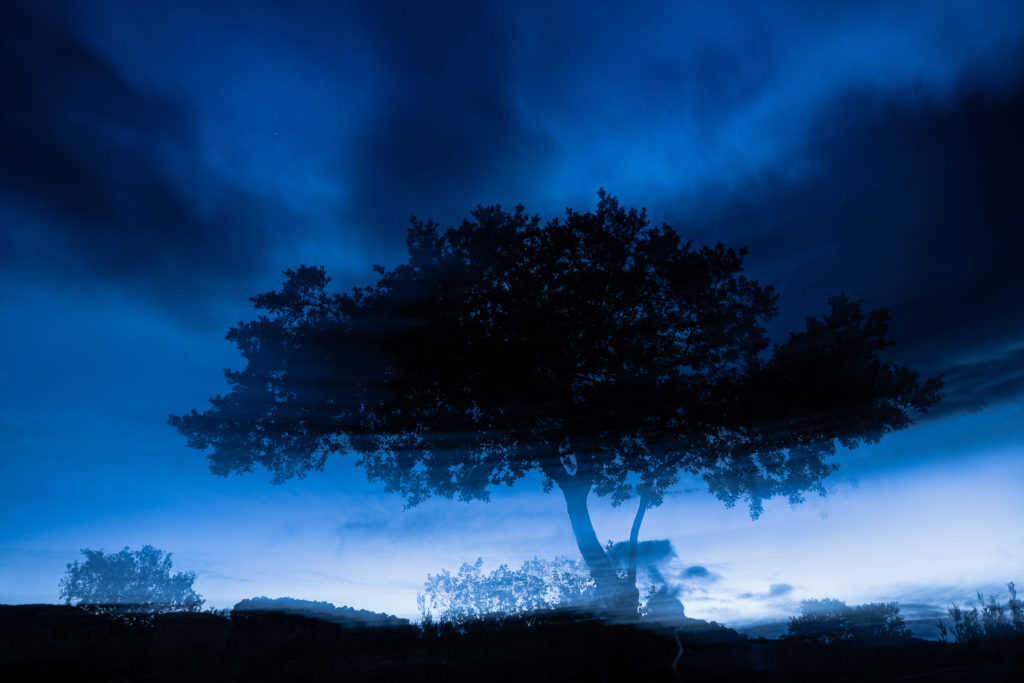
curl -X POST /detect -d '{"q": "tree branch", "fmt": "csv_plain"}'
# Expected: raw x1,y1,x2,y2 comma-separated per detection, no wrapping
626,490,651,587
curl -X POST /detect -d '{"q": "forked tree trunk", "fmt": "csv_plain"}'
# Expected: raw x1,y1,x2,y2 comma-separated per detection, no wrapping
558,479,642,620
626,491,651,589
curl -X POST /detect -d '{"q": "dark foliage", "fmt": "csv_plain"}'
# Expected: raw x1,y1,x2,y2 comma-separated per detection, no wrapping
939,582,1024,643
171,191,940,508
786,599,911,643
171,192,942,610
3,604,1023,682
418,556,598,624
58,545,204,615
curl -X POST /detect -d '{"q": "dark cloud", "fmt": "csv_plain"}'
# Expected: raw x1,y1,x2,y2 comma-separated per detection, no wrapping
607,539,687,589
338,2,559,239
638,24,776,134
682,565,714,581
660,68,1024,415
676,565,724,598
898,602,947,619
0,1,287,319
934,345,1024,416
608,539,676,566
3,0,1021,393
335,1,781,240
739,583,793,600
328,0,1024,420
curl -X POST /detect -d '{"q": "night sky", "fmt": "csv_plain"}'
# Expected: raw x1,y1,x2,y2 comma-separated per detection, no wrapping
2,0,1023,631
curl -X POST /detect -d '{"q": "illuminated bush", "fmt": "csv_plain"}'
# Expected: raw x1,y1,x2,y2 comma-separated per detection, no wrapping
418,556,598,624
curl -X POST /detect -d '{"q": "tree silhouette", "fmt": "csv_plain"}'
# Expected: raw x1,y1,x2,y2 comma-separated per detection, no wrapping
59,545,204,614
787,599,911,643
939,582,1024,643
171,192,941,617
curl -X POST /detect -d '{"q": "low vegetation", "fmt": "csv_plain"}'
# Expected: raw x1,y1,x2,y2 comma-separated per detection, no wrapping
30,550,1023,680
938,582,1024,643
3,601,1022,682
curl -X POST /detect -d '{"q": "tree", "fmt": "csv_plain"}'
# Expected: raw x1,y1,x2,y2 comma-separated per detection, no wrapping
418,556,598,625
59,545,204,614
787,599,911,643
170,192,941,618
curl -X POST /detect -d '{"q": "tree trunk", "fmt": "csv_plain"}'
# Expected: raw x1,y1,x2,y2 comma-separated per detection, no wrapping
558,479,640,620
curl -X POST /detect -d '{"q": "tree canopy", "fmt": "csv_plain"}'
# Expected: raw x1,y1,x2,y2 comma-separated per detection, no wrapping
171,191,942,613
59,545,204,614
787,599,911,643
418,556,597,625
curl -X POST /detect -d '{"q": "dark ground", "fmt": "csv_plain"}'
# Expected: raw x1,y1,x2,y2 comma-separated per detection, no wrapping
2,604,1022,682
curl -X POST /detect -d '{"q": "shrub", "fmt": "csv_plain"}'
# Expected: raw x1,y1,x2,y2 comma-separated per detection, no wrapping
938,582,1024,643
787,599,910,643
418,556,598,624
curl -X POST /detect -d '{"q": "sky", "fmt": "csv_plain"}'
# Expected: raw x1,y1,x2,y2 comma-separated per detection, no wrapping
2,0,1023,630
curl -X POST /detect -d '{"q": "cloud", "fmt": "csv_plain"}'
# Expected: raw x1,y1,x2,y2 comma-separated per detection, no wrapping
6,0,1020,341
658,70,1024,416
933,344,1024,416
337,518,389,535
682,565,716,581
334,1,561,240
326,1,1024,417
197,570,254,584
673,564,727,600
740,583,793,601
607,539,677,566
0,1,289,318
898,602,947,620
326,0,1024,224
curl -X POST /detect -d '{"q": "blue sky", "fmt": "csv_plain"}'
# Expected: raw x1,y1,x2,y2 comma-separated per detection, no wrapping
2,0,1024,628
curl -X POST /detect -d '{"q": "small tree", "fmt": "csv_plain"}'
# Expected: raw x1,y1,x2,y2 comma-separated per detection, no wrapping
59,545,204,614
787,599,910,643
171,192,942,617
418,556,598,624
